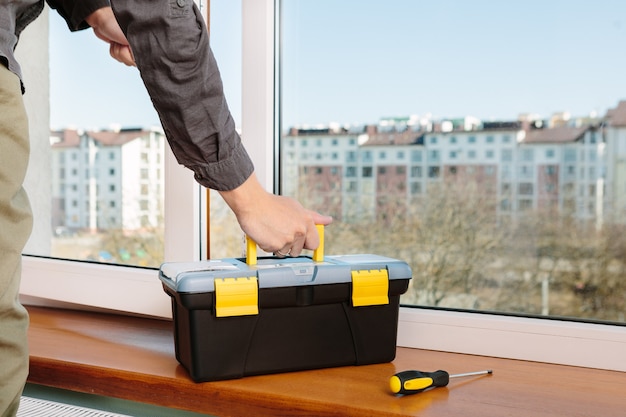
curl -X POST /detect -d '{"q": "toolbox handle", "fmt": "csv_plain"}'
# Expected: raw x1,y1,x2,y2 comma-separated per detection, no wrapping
246,224,324,266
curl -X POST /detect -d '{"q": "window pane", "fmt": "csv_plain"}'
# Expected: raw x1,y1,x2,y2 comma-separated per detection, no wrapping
280,0,626,324
208,0,244,259
37,8,169,268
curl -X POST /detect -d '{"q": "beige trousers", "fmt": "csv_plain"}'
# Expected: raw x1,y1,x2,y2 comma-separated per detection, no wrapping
0,65,33,417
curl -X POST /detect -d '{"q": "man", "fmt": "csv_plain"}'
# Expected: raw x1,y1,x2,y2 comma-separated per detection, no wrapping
0,1,331,415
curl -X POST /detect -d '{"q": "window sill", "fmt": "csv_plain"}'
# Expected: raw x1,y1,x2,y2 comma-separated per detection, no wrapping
26,306,626,417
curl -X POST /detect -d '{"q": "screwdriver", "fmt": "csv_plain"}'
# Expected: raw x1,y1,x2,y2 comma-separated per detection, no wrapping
390,369,493,395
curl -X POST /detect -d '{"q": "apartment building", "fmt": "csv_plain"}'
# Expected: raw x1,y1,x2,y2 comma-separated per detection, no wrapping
282,105,621,225
50,127,166,233
605,100,626,221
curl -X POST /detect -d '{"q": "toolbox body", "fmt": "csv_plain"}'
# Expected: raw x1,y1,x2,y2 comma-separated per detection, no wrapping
159,254,411,382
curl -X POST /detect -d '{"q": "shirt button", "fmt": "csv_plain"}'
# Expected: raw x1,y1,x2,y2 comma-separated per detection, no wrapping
176,0,186,7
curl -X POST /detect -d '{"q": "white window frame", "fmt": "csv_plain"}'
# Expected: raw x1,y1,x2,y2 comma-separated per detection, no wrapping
20,0,626,372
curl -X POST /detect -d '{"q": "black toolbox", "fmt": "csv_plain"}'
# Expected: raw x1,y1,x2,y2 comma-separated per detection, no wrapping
159,237,411,382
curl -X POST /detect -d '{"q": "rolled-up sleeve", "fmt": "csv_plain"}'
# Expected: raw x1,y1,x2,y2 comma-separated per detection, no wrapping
111,0,254,191
46,0,111,31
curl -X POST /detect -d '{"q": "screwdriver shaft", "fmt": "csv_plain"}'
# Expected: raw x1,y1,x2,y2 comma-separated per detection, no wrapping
450,370,493,379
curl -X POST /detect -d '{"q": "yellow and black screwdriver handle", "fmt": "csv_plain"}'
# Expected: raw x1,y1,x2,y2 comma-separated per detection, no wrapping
390,370,450,395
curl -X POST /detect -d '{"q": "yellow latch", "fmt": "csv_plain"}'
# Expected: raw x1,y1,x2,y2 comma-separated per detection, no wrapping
351,269,389,307
214,277,259,317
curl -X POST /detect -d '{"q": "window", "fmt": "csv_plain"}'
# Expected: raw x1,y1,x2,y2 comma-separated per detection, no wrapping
519,182,533,195
21,1,210,316
21,0,626,373
522,149,534,162
279,0,626,371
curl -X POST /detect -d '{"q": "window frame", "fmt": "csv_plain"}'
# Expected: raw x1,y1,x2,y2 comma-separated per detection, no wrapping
20,0,626,372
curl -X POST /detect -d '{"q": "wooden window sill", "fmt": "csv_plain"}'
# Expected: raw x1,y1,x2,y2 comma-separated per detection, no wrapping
27,306,625,417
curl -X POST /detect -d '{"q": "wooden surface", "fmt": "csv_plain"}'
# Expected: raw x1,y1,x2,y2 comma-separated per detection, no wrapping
27,306,626,417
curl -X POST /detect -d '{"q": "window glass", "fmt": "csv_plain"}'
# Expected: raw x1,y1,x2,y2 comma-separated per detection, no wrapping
35,0,247,266
208,0,244,259
41,8,164,267
280,0,626,324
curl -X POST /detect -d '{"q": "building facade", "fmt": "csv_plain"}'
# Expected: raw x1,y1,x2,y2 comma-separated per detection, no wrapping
283,103,626,226
50,127,165,233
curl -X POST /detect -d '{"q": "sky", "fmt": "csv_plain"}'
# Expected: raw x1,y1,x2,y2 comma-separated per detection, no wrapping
49,0,626,131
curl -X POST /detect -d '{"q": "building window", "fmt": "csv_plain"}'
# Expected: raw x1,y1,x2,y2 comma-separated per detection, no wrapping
522,149,534,162
428,150,439,162
519,183,533,195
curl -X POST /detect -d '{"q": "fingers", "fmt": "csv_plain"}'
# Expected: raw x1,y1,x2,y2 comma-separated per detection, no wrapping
109,43,136,67
273,217,330,258
310,211,333,227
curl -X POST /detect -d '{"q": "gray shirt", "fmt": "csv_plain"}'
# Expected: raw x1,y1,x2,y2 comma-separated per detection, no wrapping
1,0,254,191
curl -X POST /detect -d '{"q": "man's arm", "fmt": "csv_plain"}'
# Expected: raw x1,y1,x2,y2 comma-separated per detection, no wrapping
101,0,331,254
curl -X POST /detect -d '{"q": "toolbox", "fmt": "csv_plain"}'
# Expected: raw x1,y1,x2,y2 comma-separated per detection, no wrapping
158,230,412,382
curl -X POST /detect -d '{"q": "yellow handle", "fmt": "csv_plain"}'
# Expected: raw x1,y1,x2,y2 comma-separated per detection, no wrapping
246,224,325,265
246,235,258,265
312,224,324,262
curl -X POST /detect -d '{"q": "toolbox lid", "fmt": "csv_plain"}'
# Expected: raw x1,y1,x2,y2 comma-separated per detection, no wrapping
159,254,411,294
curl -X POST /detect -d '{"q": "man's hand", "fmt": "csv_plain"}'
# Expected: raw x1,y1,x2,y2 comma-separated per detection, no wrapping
85,7,135,66
219,173,333,257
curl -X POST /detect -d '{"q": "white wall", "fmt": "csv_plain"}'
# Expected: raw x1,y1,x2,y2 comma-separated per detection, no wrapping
15,8,52,256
